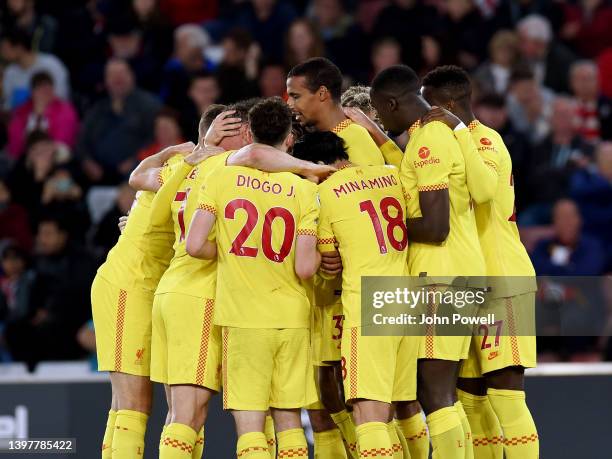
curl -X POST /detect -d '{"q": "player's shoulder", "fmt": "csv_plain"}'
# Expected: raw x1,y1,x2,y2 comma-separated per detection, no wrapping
419,120,454,139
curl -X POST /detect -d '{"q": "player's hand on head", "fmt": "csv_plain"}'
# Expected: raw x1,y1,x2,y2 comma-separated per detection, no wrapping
118,215,128,233
185,144,226,165
304,164,337,184
205,110,243,146
343,107,375,129
421,106,461,129
320,250,343,276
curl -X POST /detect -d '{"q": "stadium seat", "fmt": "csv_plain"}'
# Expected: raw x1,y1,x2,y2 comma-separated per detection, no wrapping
0,362,29,378
34,361,93,379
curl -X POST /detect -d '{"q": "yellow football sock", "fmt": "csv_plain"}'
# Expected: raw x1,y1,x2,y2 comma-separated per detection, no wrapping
458,389,503,459
487,389,539,459
101,409,116,458
236,432,271,458
160,425,167,450
330,410,358,458
192,427,204,459
427,406,465,459
455,401,474,459
277,428,308,458
314,429,348,458
356,422,393,458
160,423,197,459
112,409,148,458
393,421,411,459
387,421,404,459
397,413,429,459
264,415,276,457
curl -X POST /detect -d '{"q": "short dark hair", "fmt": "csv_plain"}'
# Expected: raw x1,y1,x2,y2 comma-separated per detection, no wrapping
199,103,227,139
227,97,262,123
476,93,506,109
371,65,420,98
248,97,293,146
1,244,28,262
224,27,252,51
31,71,54,90
25,130,52,151
510,64,535,84
1,28,31,49
292,131,348,165
287,57,343,101
422,65,472,102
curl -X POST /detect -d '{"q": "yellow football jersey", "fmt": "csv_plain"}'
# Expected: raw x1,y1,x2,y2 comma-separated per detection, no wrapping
332,119,385,166
400,120,485,277
197,166,319,328
318,165,409,327
97,155,184,292
466,120,536,297
154,151,233,298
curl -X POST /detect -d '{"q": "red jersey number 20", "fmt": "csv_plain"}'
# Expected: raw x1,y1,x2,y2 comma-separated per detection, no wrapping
225,198,295,263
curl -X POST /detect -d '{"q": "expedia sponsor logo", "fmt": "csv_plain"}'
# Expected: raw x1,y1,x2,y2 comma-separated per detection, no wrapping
480,137,492,146
413,157,440,168
418,146,430,159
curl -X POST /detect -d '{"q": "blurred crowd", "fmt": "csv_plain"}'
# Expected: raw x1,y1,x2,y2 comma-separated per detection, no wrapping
0,0,611,368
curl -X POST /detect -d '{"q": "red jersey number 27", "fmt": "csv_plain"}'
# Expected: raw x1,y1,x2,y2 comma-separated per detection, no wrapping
225,198,295,263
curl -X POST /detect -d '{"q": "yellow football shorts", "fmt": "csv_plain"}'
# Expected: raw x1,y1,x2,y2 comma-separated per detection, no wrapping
91,274,154,376
341,326,418,404
222,327,316,411
460,292,536,378
150,292,221,390
320,302,344,364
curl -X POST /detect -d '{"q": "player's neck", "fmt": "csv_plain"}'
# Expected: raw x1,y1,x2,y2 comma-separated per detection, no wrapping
454,107,476,125
316,104,346,132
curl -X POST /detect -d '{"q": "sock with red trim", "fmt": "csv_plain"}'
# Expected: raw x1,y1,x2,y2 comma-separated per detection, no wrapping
487,389,538,459
101,409,116,458
386,421,404,459
264,415,276,457
458,389,503,459
427,406,465,459
277,428,308,458
192,427,204,459
159,423,196,459
112,409,148,458
397,412,429,459
236,432,270,458
314,429,347,458
356,422,393,458
455,401,474,459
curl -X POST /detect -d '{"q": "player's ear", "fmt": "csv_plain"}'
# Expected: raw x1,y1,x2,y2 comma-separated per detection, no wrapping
245,126,253,143
389,97,398,112
284,132,295,151
318,86,328,101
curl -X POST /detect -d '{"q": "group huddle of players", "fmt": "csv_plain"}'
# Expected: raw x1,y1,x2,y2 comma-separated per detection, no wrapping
91,57,539,459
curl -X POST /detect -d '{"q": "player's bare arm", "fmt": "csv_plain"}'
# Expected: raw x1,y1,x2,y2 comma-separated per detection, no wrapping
422,107,497,203
229,143,336,182
185,209,217,259
343,107,389,147
295,235,321,279
128,141,195,192
406,189,450,243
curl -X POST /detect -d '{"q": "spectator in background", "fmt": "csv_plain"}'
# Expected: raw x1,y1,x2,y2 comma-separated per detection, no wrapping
4,215,96,369
106,16,161,92
309,0,368,79
179,71,220,141
507,64,554,145
1,0,58,52
0,28,69,109
284,18,325,69
531,198,606,275
561,0,612,59
0,180,33,251
516,14,575,93
474,29,519,95
216,28,260,104
570,60,612,143
570,142,612,267
370,37,402,81
258,61,287,98
522,97,592,224
8,131,72,226
7,72,79,160
138,108,185,160
235,0,297,62
92,182,135,255
161,24,213,110
130,0,174,70
0,245,36,361
436,0,489,69
371,0,439,72
77,59,160,185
